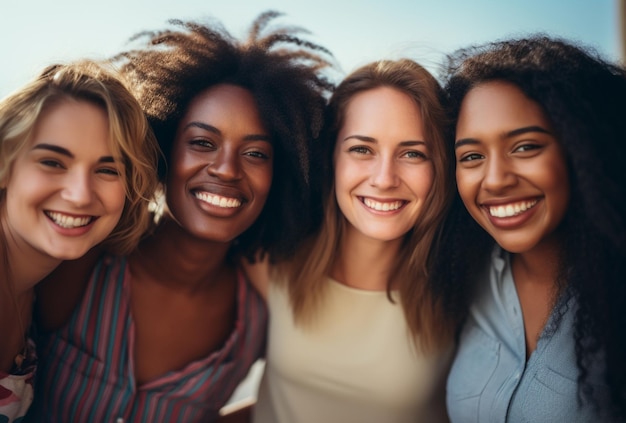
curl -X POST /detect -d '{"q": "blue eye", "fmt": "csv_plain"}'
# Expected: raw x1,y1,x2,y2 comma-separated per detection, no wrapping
404,150,427,159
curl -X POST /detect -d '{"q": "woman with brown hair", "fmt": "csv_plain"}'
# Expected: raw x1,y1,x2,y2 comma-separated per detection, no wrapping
249,58,458,423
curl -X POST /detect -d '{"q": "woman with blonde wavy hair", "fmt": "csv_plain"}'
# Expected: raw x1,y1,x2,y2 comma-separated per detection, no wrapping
0,60,159,422
249,58,460,423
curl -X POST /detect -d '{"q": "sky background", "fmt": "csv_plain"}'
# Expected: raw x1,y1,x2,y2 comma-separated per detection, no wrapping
0,0,622,98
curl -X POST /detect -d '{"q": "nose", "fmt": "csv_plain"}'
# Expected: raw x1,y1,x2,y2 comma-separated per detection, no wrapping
482,155,517,193
207,146,242,181
60,171,94,207
370,155,399,189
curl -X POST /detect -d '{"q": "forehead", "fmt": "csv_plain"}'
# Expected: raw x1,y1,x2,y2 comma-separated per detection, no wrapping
457,81,551,135
182,84,263,124
340,87,424,136
33,99,110,140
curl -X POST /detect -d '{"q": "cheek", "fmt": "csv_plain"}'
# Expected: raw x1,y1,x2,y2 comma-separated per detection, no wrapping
456,168,483,217
332,164,351,212
456,168,473,202
412,165,434,197
333,156,358,192
104,182,128,215
333,165,347,194
252,165,273,203
165,158,192,205
547,150,569,186
169,153,195,185
168,139,199,186
5,172,52,209
546,165,570,222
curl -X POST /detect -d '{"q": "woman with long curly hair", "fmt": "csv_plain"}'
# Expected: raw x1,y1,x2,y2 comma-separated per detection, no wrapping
28,11,333,423
439,36,626,422
0,60,158,423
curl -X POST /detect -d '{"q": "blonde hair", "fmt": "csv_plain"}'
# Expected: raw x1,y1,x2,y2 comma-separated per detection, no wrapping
276,59,455,351
0,60,160,254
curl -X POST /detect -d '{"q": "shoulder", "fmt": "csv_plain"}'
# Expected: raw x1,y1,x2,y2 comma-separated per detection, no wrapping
240,254,271,301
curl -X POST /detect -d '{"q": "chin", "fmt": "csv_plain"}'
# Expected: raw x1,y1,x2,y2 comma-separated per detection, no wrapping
50,247,91,261
492,238,539,254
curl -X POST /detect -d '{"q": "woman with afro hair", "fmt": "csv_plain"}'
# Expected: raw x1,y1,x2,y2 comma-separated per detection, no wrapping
438,36,626,422
29,11,334,423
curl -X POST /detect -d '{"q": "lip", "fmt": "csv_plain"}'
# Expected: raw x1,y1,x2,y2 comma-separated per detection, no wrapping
194,191,242,208
191,186,248,216
479,197,541,229
358,196,408,214
44,210,98,236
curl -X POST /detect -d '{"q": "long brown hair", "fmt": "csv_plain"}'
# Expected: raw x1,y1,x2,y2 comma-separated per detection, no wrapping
276,59,455,351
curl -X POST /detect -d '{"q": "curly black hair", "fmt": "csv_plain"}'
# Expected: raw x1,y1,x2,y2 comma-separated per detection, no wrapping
434,35,626,418
112,11,335,260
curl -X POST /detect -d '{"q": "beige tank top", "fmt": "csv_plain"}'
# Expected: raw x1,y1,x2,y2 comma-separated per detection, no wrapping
253,279,452,423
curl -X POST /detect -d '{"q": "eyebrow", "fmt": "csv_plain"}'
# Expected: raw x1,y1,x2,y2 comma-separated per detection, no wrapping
32,143,116,163
454,125,552,150
342,135,426,146
183,121,271,142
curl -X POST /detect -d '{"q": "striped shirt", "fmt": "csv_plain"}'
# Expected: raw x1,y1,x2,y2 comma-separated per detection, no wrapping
29,255,267,423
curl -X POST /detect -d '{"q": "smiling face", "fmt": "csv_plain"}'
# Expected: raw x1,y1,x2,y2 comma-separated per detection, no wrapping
2,99,126,261
454,81,570,254
333,86,433,244
166,84,273,243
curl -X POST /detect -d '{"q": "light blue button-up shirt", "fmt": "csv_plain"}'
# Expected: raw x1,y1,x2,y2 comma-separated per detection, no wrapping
446,247,613,422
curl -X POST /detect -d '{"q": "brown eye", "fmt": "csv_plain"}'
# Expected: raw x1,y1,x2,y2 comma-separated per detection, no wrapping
97,167,121,176
459,153,483,162
189,139,216,149
348,146,371,154
244,150,270,160
514,143,541,152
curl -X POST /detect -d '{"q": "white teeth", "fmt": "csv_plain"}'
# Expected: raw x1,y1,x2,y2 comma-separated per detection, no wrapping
194,192,241,208
47,212,93,228
489,200,537,218
363,198,403,211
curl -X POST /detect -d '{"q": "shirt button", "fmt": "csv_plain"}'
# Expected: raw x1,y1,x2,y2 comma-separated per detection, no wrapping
116,418,124,423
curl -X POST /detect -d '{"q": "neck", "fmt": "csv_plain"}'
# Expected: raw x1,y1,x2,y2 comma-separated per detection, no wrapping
512,234,562,287
330,225,402,291
130,218,234,294
1,215,61,294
